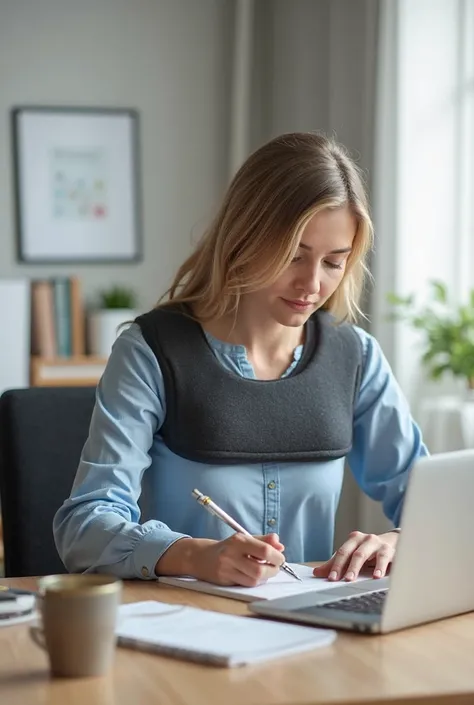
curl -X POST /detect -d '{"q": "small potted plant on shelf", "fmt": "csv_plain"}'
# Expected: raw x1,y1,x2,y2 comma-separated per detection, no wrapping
89,285,138,358
387,280,474,394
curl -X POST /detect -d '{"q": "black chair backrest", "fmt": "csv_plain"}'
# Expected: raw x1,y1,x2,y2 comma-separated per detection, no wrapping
0,387,96,577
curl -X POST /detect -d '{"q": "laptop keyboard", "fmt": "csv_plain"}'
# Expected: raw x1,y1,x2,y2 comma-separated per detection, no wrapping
316,589,388,615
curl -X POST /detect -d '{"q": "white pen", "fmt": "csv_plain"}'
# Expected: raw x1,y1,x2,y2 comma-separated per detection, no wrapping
192,488,302,582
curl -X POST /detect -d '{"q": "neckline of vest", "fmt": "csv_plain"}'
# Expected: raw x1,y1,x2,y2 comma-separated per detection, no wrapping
202,328,304,362
194,314,319,385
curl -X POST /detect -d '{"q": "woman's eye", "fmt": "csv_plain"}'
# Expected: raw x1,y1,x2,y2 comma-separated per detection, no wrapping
324,261,344,270
291,256,303,263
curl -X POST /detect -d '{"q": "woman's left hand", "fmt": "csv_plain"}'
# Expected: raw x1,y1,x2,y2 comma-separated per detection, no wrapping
312,530,399,582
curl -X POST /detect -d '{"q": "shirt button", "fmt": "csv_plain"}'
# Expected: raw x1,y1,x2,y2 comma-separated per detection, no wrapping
267,481,276,490
267,518,276,527
141,566,150,578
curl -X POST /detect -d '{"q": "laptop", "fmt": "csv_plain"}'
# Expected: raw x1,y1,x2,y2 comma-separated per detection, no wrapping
250,449,474,634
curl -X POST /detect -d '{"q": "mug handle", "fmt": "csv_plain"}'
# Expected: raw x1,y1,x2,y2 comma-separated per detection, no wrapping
29,626,46,651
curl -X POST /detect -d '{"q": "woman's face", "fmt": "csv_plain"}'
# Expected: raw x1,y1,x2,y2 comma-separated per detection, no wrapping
244,206,357,327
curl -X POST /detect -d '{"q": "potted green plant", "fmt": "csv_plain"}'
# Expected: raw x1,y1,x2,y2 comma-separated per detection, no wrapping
89,285,138,357
387,280,474,392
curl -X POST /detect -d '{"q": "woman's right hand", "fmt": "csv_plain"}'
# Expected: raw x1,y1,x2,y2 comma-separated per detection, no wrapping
156,533,285,586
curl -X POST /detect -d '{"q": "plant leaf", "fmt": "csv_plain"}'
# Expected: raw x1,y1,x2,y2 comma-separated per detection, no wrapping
386,292,413,306
431,280,448,304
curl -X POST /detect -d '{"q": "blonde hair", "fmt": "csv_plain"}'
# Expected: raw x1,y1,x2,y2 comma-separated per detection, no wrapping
160,132,373,323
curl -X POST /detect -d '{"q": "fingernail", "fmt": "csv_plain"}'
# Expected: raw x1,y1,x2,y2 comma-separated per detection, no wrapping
328,571,338,580
374,569,382,578
345,571,355,581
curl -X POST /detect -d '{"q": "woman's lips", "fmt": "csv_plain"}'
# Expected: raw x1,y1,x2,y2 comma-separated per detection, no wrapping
282,298,314,312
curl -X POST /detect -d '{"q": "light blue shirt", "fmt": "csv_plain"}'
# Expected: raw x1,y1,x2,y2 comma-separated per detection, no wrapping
53,322,428,580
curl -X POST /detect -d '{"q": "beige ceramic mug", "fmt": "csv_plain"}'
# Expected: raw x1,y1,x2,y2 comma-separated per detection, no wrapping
30,574,122,678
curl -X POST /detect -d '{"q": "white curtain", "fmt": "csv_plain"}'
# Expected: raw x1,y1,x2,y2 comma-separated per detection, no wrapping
364,0,474,531
228,0,254,178
372,0,474,408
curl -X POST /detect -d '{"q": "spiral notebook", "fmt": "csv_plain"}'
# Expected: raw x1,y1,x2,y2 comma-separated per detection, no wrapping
116,600,336,667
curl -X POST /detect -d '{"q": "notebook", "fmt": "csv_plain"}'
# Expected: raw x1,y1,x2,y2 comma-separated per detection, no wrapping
116,600,336,667
0,594,36,627
158,563,371,603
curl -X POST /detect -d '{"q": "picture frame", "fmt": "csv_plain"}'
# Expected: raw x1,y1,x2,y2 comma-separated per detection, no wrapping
12,106,142,263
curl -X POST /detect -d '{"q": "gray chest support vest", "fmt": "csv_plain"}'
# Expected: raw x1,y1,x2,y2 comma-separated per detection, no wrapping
136,306,363,464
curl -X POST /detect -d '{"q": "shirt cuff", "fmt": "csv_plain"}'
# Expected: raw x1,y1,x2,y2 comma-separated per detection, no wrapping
132,528,191,580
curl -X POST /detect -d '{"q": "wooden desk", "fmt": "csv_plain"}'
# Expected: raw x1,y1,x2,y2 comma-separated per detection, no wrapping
1,575,474,705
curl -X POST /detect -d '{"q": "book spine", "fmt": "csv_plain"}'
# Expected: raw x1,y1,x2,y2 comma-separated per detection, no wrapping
70,276,85,355
52,278,71,357
31,280,57,358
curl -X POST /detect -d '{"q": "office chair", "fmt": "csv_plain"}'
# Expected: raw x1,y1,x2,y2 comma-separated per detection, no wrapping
0,386,96,577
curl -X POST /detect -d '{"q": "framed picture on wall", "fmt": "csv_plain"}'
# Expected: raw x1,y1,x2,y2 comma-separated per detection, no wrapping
12,106,142,263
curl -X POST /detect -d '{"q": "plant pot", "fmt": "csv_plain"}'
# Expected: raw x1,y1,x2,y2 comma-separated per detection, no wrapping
88,309,136,358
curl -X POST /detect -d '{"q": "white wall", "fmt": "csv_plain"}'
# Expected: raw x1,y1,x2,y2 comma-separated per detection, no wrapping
0,0,232,313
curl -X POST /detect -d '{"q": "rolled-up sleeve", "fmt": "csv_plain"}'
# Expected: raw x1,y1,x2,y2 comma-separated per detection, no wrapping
53,323,190,579
347,328,429,527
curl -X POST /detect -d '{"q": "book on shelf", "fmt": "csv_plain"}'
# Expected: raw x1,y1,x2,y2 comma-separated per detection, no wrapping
29,276,106,387
31,276,85,358
30,355,107,387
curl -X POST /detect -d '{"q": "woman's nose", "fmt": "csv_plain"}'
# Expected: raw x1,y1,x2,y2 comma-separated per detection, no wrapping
300,266,321,295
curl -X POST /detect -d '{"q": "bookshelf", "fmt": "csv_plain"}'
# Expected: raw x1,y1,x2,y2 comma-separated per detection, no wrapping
29,275,109,387
30,355,108,387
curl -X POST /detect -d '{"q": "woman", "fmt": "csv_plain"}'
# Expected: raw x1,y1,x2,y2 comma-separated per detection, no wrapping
53,132,427,587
